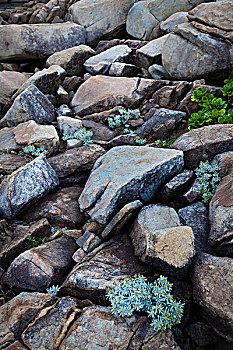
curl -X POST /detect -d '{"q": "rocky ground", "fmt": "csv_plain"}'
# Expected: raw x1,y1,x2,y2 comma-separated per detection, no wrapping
0,0,233,349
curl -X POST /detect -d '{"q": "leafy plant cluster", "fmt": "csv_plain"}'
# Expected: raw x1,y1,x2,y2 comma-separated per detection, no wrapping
62,127,93,146
195,160,221,205
188,75,233,130
154,136,177,148
107,108,140,134
19,144,48,157
46,285,61,295
25,235,46,250
106,274,184,332
134,136,147,145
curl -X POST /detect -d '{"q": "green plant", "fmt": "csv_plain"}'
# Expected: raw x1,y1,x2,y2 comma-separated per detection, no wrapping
19,144,48,157
134,136,147,145
106,274,184,332
62,127,93,146
108,108,140,134
154,136,177,148
188,75,233,130
195,160,221,205
25,235,46,250
46,285,61,295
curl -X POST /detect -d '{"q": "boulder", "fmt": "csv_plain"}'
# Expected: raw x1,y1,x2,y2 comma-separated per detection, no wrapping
109,62,141,77
0,71,27,109
136,35,169,68
46,45,95,76
130,204,195,278
84,45,132,75
68,0,134,44
0,23,86,61
193,253,233,341
160,11,188,34
71,75,163,116
214,151,233,177
3,236,77,291
171,124,233,168
148,64,171,80
57,116,83,135
0,153,31,175
0,127,20,153
82,120,115,141
0,154,59,219
0,85,55,128
126,0,212,40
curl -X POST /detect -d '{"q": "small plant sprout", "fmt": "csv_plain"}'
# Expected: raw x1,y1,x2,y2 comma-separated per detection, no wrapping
154,136,177,148
25,235,46,250
134,136,147,145
195,160,221,205
62,127,93,146
106,274,184,332
19,144,48,157
46,285,61,295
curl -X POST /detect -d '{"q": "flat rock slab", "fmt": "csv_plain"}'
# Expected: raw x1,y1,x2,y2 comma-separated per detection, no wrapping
0,23,86,61
0,85,55,128
70,75,160,116
193,253,233,342
0,154,59,219
78,146,184,225
3,236,77,291
171,124,233,168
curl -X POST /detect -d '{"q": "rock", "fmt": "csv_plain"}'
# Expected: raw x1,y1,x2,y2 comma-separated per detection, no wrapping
101,200,143,239
3,341,28,350
76,231,102,253
61,233,148,301
79,146,184,225
66,139,83,150
130,204,195,278
84,45,132,75
68,0,134,44
192,253,233,341
186,322,218,348
0,154,59,220
22,186,86,229
209,173,233,256
95,38,147,54
148,64,171,80
15,65,66,99
57,116,82,135
0,127,20,153
135,108,185,140
3,236,77,291
0,153,31,175
48,144,105,178
109,62,141,77
180,178,202,204
0,71,27,110
22,297,79,350
46,45,95,76
213,151,233,177
126,0,210,40
82,120,115,141
178,202,211,253
62,76,82,93
136,35,169,69
13,120,60,155
172,124,233,168
152,81,192,109
160,11,188,34
0,85,55,128
0,292,57,348
71,75,164,117
60,305,181,349
162,21,232,80
56,104,73,117
0,23,86,61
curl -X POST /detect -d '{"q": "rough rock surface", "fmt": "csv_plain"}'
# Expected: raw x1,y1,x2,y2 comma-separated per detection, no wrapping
3,236,77,291
136,35,169,68
193,253,233,342
0,85,55,128
0,154,59,219
0,71,27,108
0,23,86,60
0,154,31,175
79,146,184,225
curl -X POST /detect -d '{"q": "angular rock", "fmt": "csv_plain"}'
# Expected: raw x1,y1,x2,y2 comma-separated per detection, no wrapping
79,146,184,225
109,62,141,77
22,186,86,229
0,127,20,153
160,11,188,34
82,119,115,141
0,153,30,175
214,151,233,178
77,231,102,253
126,0,210,40
178,202,211,253
48,144,105,178
84,45,132,75
193,253,233,341
0,85,55,128
135,108,185,140
57,116,82,135
13,120,59,155
0,292,57,348
70,75,159,116
68,0,134,44
148,64,171,80
172,124,233,168
136,35,169,68
0,71,27,108
180,178,202,204
61,234,148,301
22,297,79,350
209,173,233,256
130,204,195,278
3,236,77,291
0,154,59,220
46,45,95,76
0,23,86,61
56,104,73,117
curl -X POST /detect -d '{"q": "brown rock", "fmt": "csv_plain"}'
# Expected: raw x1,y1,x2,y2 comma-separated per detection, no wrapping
0,153,30,175
0,71,27,109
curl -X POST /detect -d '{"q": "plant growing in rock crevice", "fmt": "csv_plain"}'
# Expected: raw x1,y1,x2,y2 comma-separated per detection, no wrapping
107,108,140,134
62,127,93,146
19,144,48,157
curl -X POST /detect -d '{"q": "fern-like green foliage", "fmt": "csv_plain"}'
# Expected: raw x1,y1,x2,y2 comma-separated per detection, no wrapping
25,235,46,250
188,74,233,130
